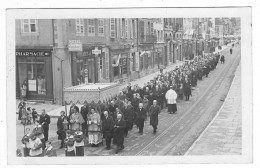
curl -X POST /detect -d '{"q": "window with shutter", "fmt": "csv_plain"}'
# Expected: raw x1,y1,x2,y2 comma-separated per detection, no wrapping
134,20,137,38
110,18,116,38
76,18,84,35
117,18,120,38
132,19,135,39
130,19,133,39
151,22,154,35
98,19,104,36
21,19,38,33
88,19,95,36
125,19,128,39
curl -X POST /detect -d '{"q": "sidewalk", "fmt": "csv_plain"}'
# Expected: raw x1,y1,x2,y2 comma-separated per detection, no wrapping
186,62,241,155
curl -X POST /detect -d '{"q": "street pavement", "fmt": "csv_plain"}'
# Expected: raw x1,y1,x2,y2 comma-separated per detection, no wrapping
16,43,239,155
186,62,241,155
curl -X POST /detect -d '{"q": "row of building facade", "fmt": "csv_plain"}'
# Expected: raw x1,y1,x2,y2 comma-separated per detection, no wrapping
16,18,240,104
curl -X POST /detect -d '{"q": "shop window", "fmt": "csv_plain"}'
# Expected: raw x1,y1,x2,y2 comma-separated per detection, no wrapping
76,18,84,35
88,19,95,36
139,55,143,71
18,57,46,95
112,54,120,79
21,19,38,33
98,19,104,36
121,57,127,77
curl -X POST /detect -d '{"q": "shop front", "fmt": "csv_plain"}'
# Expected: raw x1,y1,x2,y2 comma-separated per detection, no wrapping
111,52,130,83
16,49,53,100
70,46,108,85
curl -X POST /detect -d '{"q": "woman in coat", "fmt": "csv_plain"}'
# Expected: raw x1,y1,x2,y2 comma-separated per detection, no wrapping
57,111,68,149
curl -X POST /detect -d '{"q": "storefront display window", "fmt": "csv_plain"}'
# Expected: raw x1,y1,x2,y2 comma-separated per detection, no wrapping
120,54,128,78
17,56,49,97
71,51,97,85
112,54,120,79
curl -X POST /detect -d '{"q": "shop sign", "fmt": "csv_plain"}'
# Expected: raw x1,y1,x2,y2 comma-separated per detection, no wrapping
28,80,37,91
68,40,82,51
16,51,51,57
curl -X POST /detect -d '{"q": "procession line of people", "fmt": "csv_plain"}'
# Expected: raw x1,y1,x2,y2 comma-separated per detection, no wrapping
18,43,237,157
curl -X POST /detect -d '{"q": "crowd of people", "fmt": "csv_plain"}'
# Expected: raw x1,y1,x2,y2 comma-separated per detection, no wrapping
18,49,230,157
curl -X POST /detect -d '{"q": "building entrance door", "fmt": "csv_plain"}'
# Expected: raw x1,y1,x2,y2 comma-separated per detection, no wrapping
86,58,96,83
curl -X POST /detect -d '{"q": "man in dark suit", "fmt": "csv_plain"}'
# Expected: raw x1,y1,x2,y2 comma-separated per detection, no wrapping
102,111,114,150
149,100,161,134
80,103,89,136
123,101,134,137
135,103,147,135
108,100,117,120
114,114,126,154
39,109,51,141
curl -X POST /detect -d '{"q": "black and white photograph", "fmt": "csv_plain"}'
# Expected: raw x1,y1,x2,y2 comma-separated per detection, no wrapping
4,5,253,165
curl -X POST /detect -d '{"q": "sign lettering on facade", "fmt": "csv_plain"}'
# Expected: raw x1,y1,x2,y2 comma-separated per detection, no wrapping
68,40,82,51
16,51,50,57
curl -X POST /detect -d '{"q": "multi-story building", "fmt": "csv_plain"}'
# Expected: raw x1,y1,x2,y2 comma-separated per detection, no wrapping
16,19,55,101
215,18,225,46
183,18,195,59
164,18,175,65
174,18,183,61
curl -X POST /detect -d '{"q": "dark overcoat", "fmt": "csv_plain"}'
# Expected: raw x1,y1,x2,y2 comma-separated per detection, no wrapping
113,119,126,147
57,116,68,140
123,105,134,129
102,116,114,139
149,105,161,126
135,108,147,128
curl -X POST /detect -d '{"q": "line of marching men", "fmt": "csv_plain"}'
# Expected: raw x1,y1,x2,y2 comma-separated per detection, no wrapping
19,52,222,157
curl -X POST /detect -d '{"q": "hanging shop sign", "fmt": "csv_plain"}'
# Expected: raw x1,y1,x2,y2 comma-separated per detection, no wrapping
68,40,82,52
